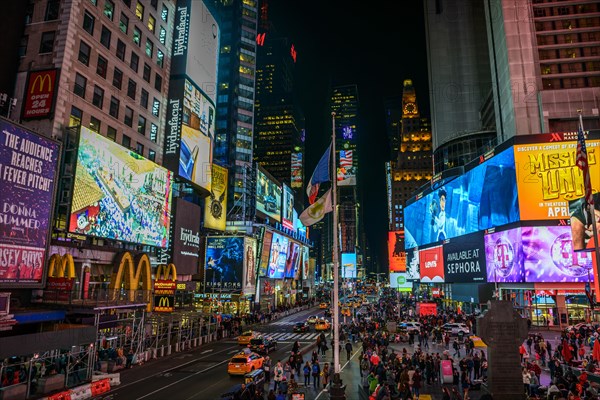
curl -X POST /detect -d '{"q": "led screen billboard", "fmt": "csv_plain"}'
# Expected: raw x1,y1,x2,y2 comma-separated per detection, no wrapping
405,248,420,281
405,147,519,249
69,127,173,248
0,119,59,285
337,149,356,186
22,69,59,120
389,273,412,291
419,245,444,283
443,231,486,283
258,230,272,277
341,253,357,278
205,236,243,292
522,226,593,283
291,152,303,188
267,232,288,279
256,166,282,222
282,183,294,230
243,237,257,295
301,246,310,280
204,164,227,230
514,139,599,220
284,241,300,278
388,231,406,272
171,199,201,275
569,194,600,251
484,227,525,283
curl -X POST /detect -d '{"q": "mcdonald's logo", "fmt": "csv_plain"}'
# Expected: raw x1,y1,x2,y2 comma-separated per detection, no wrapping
109,252,152,310
154,295,174,312
22,68,58,120
48,253,76,279
31,73,53,94
156,263,177,281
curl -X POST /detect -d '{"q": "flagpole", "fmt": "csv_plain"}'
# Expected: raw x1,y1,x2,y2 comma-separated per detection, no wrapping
331,111,341,376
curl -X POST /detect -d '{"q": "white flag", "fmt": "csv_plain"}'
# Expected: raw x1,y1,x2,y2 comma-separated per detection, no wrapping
299,188,333,226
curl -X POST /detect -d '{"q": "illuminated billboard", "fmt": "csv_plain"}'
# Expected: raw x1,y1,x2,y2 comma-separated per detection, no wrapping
22,69,59,120
69,127,173,248
291,152,303,188
0,119,60,286
405,248,420,281
337,149,356,186
569,194,600,251
243,237,257,295
205,236,243,292
282,183,294,230
514,139,599,220
484,227,524,283
172,199,201,275
267,232,288,279
301,246,310,280
419,245,444,283
204,164,228,231
443,231,486,283
405,147,519,249
390,273,412,291
257,230,272,277
388,231,406,272
341,253,357,278
284,241,300,279
256,166,282,222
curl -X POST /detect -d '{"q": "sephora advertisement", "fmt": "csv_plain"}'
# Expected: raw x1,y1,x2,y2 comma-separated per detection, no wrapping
171,199,201,275
205,236,243,292
443,231,486,283
405,147,519,249
522,226,593,283
267,232,288,279
0,119,59,285
405,248,420,281
484,228,525,283
419,245,444,283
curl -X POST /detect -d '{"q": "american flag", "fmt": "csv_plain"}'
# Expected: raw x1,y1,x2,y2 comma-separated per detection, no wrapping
340,150,353,168
576,115,594,207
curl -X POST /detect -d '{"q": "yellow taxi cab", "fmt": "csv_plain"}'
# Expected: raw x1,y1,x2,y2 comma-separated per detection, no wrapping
227,349,264,375
319,302,329,309
237,330,258,345
315,318,331,331
341,307,351,317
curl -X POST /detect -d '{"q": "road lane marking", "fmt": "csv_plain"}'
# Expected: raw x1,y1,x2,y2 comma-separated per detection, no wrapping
228,350,239,354
201,349,214,354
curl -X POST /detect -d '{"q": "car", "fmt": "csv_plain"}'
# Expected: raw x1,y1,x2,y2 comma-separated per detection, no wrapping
319,302,329,309
237,330,258,345
399,321,421,333
307,315,319,324
227,349,264,375
441,323,470,335
315,319,331,331
566,322,594,332
263,195,278,212
248,337,278,354
293,322,310,333
341,307,351,317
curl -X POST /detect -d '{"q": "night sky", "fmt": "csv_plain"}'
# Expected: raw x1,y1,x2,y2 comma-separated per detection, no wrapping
270,1,430,273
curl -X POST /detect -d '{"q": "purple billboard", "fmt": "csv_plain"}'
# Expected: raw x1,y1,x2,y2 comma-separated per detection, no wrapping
0,119,59,286
522,226,593,283
484,228,525,283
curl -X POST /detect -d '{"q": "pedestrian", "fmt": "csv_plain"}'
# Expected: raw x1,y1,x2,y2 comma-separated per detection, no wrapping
322,362,330,389
273,360,284,392
345,340,353,361
303,361,311,386
264,356,272,383
453,339,461,357
412,368,422,399
311,361,321,389
126,348,134,369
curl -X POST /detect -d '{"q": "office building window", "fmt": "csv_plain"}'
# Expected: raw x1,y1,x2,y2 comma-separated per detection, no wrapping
122,134,131,148
104,0,114,20
45,0,60,21
138,115,146,135
119,12,129,33
107,126,117,141
143,63,151,82
18,36,28,57
89,116,101,133
109,96,119,118
156,49,163,68
127,79,137,99
39,31,55,54
161,4,168,21
154,74,162,91
100,25,111,48
122,0,131,7
152,98,160,117
158,26,166,45
145,38,153,58
25,1,34,24
83,11,95,34
70,106,83,127
148,149,156,161
130,52,139,72
133,26,141,46
92,85,104,108
150,123,158,142
147,15,155,33
116,39,126,60
78,40,91,64
112,67,123,89
89,0,97,5
140,89,149,108
136,142,144,155
124,106,133,127
96,55,108,78
150,0,158,9
74,73,87,98
135,2,144,20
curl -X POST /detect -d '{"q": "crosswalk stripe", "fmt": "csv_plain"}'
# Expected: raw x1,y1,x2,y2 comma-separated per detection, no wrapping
306,333,318,340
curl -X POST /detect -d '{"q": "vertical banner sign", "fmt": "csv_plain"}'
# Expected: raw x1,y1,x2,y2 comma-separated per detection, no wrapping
258,230,272,277
172,199,201,275
0,120,59,286
22,69,59,120
243,237,257,295
291,152,303,188
204,164,228,230
154,280,177,312
388,230,406,272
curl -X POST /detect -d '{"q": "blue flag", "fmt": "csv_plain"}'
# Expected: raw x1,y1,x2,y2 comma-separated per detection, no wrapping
306,143,331,204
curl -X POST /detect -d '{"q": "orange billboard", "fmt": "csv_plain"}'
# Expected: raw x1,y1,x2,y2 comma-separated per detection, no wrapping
514,139,600,220
388,231,406,272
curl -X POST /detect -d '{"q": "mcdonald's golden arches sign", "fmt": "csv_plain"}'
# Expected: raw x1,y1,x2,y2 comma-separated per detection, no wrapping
22,69,59,120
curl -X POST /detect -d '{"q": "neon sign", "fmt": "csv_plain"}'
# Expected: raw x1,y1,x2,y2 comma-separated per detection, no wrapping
256,32,266,46
342,126,354,140
290,44,297,63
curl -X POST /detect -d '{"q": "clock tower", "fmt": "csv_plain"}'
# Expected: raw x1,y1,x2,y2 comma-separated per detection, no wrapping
401,79,420,119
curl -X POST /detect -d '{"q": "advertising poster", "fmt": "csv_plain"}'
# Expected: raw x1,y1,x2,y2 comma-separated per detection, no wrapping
258,230,272,277
514,139,599,221
267,232,288,279
172,199,201,275
291,152,303,188
443,231,486,283
0,119,59,285
284,241,301,279
341,252,357,278
484,228,525,283
405,147,519,248
281,183,294,230
243,237,257,295
388,230,406,272
389,273,412,291
256,167,282,222
569,194,600,251
405,248,420,281
419,246,444,283
301,246,310,280
22,69,59,120
69,127,173,248
204,164,228,231
522,226,593,283
337,149,356,186
205,236,243,292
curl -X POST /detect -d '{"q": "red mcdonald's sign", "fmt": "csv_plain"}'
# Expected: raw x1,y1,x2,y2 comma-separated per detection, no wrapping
22,69,58,120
